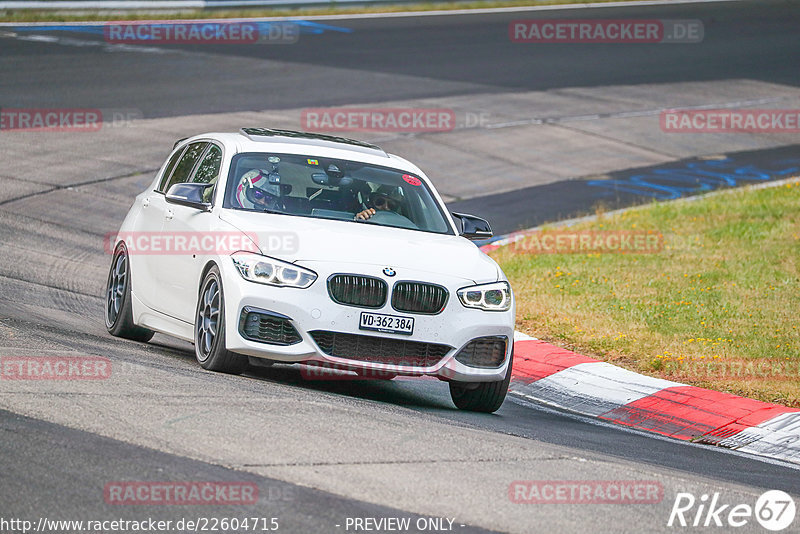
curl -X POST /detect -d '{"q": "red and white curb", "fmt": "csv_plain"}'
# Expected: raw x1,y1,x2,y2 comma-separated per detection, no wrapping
509,332,800,465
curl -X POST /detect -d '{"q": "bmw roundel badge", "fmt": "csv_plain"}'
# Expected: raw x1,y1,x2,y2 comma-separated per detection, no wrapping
383,267,396,277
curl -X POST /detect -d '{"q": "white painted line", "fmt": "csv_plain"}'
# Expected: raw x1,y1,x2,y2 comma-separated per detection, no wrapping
14,33,170,53
16,35,59,42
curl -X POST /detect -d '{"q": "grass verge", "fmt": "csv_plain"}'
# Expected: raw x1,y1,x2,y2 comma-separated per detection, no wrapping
1,0,651,23
492,179,800,407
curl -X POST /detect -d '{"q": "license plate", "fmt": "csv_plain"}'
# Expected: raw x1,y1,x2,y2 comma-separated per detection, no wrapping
359,312,414,335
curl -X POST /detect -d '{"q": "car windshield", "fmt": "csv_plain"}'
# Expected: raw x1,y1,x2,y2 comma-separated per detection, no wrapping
223,152,452,234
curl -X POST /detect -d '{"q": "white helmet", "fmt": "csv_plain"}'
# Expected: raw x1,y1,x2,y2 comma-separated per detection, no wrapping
236,169,281,209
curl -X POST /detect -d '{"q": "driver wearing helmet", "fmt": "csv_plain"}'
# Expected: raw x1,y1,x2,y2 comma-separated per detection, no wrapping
355,185,404,221
236,169,282,211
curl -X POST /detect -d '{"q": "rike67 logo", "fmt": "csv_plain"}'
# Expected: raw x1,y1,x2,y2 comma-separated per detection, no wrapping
668,490,796,531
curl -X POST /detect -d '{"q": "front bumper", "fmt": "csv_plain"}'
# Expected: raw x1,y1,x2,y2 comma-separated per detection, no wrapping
221,259,515,382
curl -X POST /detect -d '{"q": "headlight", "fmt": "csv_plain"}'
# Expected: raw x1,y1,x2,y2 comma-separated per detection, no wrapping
231,252,317,288
457,281,512,311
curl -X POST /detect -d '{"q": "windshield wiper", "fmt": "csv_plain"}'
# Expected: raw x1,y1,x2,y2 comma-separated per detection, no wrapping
260,207,286,215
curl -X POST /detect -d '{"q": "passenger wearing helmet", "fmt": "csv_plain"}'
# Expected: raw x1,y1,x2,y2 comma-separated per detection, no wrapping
355,185,404,221
236,169,283,211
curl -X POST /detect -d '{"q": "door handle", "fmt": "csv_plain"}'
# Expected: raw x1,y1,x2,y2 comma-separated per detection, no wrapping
165,209,174,220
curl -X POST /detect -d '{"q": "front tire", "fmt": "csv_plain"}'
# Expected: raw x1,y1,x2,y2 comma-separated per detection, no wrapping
194,266,247,374
105,243,155,342
449,347,513,413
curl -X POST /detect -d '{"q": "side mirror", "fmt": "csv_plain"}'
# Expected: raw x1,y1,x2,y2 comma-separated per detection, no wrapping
452,212,493,241
165,183,212,211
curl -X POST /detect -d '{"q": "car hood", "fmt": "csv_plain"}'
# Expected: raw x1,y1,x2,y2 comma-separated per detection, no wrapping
218,210,500,283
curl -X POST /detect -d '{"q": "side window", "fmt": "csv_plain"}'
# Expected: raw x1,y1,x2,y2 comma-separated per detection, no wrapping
192,145,223,202
193,145,222,185
162,142,207,194
157,147,186,192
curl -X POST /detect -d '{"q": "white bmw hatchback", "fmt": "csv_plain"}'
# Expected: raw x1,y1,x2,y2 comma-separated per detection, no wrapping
105,128,515,412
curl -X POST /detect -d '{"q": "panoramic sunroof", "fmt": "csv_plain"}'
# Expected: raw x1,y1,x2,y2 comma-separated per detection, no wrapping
240,128,388,157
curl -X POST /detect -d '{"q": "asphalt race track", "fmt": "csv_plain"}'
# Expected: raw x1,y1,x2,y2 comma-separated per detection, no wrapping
1,1,800,533
2,1,800,117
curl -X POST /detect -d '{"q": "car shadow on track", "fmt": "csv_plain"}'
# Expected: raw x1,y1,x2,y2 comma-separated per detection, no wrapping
144,334,459,411
246,363,457,411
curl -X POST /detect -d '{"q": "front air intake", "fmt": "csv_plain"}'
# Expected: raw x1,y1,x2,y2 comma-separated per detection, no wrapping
239,307,302,346
309,330,451,368
454,336,508,368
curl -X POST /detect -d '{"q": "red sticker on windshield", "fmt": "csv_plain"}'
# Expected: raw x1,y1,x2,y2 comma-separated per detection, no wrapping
403,174,421,186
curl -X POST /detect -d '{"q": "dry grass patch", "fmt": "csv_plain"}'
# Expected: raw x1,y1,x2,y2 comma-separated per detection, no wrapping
0,0,652,23
494,180,800,406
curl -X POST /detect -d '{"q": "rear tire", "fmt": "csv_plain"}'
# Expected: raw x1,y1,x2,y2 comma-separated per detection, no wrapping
194,266,247,374
105,243,155,342
449,347,513,413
